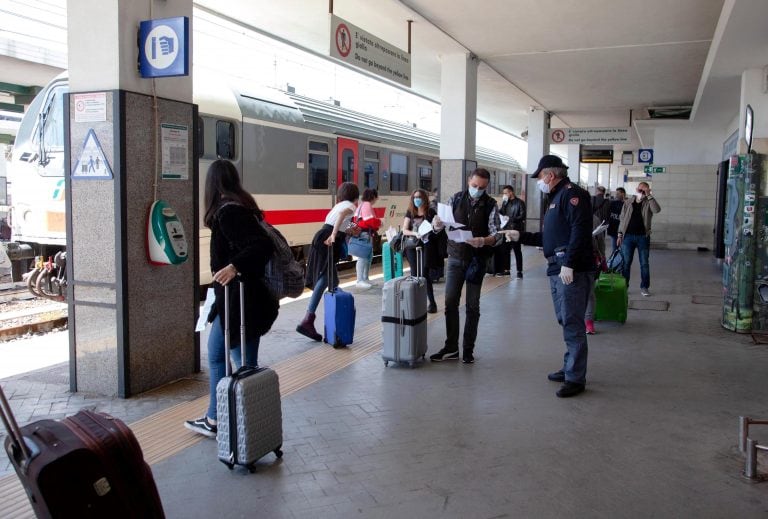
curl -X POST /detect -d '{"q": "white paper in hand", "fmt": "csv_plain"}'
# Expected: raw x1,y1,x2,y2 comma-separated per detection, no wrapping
447,229,474,243
195,288,216,332
385,226,397,243
499,215,510,229
592,223,609,236
417,220,433,237
437,203,465,229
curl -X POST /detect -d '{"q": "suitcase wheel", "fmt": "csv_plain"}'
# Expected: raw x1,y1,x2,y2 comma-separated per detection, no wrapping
332,336,347,349
384,360,389,367
274,446,283,458
225,462,234,470
247,463,257,474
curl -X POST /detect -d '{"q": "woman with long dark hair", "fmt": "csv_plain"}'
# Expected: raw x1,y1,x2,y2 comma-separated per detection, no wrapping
402,188,438,313
185,159,279,437
296,182,360,341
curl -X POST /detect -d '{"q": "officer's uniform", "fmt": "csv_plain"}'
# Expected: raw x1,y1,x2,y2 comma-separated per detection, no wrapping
520,176,594,385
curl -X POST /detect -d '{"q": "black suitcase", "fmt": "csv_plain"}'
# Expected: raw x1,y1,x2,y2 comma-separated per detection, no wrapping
1,385,164,518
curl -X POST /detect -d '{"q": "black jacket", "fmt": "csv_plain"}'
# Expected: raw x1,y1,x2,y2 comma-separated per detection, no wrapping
208,203,278,340
520,177,594,276
499,197,526,231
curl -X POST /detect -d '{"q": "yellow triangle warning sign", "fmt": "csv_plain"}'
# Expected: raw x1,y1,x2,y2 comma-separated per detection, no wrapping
72,129,112,179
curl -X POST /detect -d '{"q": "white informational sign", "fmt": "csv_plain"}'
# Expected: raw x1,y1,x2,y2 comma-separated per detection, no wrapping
549,127,631,145
72,129,113,179
73,92,107,123
161,123,188,180
329,14,411,87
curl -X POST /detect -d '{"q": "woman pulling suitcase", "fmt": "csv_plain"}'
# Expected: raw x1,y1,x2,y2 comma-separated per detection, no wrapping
185,159,279,438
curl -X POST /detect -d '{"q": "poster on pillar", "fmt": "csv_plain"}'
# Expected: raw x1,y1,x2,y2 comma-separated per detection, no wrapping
329,14,411,87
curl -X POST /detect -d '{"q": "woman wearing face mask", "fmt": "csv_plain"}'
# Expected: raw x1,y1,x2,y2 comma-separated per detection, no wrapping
401,188,438,313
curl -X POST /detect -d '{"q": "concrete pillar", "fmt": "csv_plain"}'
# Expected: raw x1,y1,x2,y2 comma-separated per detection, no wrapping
567,145,580,183
525,109,549,229
66,0,198,397
438,53,478,202
739,68,768,154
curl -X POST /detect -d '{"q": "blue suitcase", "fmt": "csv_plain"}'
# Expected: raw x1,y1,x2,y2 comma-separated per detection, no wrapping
323,288,356,348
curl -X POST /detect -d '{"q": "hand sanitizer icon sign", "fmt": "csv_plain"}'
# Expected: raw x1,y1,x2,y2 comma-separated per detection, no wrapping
144,25,178,70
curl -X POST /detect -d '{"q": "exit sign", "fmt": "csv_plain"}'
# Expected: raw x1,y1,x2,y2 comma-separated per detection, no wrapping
644,166,666,174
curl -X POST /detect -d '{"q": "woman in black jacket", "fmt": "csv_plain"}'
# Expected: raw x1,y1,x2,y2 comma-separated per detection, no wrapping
185,159,278,438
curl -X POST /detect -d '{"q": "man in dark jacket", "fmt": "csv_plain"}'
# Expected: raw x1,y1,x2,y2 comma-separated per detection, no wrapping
606,187,626,253
430,168,500,364
591,185,611,225
506,155,593,398
495,185,526,278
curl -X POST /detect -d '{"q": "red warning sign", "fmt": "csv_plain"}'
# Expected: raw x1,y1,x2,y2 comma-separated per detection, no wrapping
335,23,351,57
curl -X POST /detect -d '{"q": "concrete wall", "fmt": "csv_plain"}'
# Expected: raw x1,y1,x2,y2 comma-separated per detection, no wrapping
647,164,717,250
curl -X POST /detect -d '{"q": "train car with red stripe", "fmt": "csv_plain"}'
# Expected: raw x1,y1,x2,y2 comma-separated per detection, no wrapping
7,72,524,291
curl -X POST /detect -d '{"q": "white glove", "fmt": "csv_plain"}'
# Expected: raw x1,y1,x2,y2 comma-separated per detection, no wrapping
504,230,520,242
559,266,574,285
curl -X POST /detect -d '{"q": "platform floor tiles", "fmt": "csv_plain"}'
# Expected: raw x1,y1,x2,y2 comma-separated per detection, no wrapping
3,248,768,517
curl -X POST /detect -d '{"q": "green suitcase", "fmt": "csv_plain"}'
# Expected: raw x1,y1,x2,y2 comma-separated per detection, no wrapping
382,241,403,282
594,272,628,323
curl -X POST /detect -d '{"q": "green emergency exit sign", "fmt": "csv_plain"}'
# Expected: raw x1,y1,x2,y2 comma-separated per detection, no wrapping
644,166,666,174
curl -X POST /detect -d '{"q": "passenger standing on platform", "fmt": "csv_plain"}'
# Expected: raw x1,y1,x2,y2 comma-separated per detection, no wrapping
505,155,593,398
617,182,661,297
296,182,360,341
430,168,500,364
185,159,278,437
591,186,610,225
402,188,438,313
353,188,381,289
495,185,526,278
606,187,626,253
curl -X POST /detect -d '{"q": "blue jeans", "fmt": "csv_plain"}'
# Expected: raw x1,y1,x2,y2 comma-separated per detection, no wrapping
355,255,371,282
622,234,650,289
206,315,260,420
444,257,483,352
307,273,338,314
548,272,591,385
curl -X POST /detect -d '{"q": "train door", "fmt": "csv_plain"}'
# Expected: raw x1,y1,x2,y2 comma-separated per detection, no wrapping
337,137,358,187
363,148,380,190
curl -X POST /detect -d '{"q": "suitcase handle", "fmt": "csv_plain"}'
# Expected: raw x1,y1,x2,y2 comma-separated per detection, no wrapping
223,279,248,377
0,384,32,467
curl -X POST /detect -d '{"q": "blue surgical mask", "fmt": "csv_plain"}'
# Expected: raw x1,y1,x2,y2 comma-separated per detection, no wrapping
537,179,551,194
413,198,423,208
469,186,484,198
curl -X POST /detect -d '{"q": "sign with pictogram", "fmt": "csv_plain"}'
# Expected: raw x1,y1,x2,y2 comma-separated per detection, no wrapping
73,93,106,123
138,17,189,78
72,129,112,179
548,127,631,144
638,148,654,163
329,14,411,87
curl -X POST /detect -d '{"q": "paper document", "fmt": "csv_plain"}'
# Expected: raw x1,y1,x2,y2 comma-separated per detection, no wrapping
437,203,465,229
499,215,509,229
196,288,216,332
385,226,397,243
447,229,475,243
417,220,433,237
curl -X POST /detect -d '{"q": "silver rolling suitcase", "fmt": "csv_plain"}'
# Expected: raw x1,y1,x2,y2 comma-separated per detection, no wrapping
216,281,283,472
382,246,429,367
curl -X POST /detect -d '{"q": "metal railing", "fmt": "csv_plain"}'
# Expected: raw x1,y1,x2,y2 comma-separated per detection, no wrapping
739,416,768,481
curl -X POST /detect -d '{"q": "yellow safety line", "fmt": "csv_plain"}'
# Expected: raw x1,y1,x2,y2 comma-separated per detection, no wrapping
0,268,528,518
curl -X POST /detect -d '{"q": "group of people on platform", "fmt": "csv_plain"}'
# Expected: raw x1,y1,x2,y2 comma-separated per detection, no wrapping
185,156,662,437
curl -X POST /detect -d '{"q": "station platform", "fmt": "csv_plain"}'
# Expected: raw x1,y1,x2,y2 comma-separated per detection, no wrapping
2,248,768,517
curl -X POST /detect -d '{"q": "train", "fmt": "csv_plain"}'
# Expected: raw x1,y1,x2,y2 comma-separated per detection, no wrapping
6,71,525,295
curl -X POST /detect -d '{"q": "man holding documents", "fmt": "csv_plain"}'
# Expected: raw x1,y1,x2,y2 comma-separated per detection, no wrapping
505,155,593,398
430,168,500,364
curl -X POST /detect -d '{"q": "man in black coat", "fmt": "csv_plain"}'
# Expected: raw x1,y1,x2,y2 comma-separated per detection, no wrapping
495,185,526,278
506,155,593,398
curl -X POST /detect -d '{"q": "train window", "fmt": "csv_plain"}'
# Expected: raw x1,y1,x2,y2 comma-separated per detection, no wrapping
341,149,354,183
196,117,204,158
216,120,235,159
41,87,65,149
308,140,330,190
390,153,408,192
417,160,432,191
364,150,379,189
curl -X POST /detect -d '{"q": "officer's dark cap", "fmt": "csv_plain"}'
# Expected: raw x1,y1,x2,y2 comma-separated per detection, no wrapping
531,155,568,178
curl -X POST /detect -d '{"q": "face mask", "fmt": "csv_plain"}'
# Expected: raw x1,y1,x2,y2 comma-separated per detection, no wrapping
502,195,509,203
413,198,423,208
636,191,644,200
537,179,551,194
469,186,485,198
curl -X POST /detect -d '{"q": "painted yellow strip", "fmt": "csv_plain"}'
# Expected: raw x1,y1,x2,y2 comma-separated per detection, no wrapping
0,268,529,518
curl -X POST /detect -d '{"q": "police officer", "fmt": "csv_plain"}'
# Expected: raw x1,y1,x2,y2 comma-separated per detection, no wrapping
506,155,593,398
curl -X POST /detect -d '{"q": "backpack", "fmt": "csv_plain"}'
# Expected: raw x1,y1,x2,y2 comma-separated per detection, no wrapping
259,220,305,299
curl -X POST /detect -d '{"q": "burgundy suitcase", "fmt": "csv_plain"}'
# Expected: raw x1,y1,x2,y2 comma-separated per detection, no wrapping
1,386,164,518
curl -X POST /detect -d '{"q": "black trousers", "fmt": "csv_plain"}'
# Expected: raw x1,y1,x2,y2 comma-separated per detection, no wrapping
493,241,523,274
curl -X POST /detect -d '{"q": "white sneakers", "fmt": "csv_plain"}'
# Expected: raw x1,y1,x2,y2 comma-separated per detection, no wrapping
640,288,651,297
355,281,372,289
